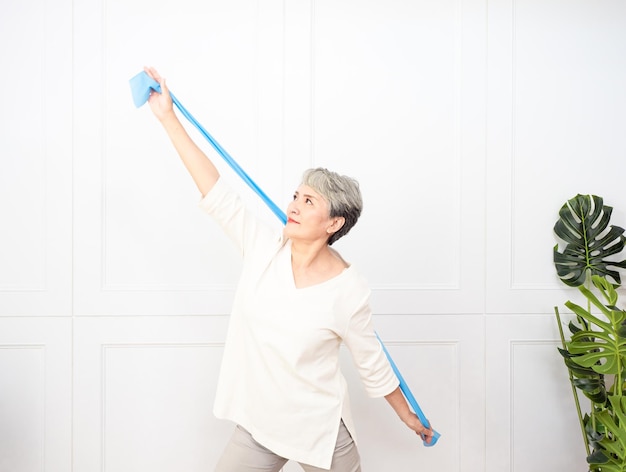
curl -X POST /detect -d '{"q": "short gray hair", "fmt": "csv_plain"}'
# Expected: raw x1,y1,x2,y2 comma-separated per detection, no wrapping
301,168,363,245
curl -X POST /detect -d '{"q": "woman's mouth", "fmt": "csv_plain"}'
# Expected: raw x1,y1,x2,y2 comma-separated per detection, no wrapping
287,218,299,224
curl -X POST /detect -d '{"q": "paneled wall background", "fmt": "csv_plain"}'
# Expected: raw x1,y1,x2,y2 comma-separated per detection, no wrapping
1,0,624,471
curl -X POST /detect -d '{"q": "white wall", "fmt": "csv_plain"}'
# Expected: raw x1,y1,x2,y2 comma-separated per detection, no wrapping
1,0,625,471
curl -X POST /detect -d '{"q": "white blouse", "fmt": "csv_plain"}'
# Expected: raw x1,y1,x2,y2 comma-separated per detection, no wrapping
199,177,399,469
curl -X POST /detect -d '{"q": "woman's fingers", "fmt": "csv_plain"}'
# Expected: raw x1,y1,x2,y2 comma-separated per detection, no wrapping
418,426,434,443
144,65,161,82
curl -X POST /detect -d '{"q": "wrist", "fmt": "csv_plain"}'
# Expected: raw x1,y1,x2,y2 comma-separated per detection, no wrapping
398,409,414,425
158,109,177,124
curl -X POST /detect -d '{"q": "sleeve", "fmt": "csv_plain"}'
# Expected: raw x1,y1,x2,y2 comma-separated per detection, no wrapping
341,290,399,398
198,177,280,257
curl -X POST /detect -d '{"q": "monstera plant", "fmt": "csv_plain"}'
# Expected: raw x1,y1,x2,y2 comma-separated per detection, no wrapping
554,194,626,471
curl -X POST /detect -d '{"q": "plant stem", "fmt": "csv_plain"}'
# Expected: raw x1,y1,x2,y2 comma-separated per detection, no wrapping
583,271,598,436
615,321,623,399
555,305,591,456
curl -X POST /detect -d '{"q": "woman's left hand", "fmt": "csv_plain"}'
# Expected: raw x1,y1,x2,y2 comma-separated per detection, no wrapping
384,386,435,444
403,412,435,444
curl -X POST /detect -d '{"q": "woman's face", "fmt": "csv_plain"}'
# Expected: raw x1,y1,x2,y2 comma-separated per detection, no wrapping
284,184,338,243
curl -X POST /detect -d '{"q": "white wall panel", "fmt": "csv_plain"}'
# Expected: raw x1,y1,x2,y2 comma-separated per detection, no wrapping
0,0,72,315
73,316,230,472
0,345,44,472
104,345,222,471
486,0,626,314
0,318,72,472
486,315,587,472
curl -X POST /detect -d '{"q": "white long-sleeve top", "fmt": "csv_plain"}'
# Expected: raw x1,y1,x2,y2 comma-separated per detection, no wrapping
199,177,399,469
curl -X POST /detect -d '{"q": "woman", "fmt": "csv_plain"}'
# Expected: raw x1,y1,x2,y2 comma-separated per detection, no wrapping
145,66,434,472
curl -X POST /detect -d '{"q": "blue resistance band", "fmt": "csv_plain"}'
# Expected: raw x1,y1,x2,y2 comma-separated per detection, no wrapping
129,70,440,446
375,333,440,445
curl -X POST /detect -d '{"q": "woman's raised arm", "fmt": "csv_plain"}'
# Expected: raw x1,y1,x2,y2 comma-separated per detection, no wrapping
145,66,220,197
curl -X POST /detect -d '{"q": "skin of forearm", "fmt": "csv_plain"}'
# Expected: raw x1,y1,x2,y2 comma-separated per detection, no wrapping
159,111,220,196
385,386,413,423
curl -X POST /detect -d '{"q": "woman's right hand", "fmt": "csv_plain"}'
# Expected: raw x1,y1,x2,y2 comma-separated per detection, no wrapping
144,66,175,122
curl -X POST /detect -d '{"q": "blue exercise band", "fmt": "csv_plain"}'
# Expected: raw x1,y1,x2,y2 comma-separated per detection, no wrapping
375,333,441,446
130,70,440,446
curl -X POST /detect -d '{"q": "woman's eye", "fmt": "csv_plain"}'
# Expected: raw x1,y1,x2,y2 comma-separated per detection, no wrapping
306,198,312,205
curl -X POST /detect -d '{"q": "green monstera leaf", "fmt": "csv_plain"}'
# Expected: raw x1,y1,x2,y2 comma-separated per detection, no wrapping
554,194,626,287
587,395,626,471
559,311,608,403
558,346,607,403
566,277,626,377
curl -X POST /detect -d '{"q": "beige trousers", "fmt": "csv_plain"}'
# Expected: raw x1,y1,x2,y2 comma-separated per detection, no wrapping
214,421,361,472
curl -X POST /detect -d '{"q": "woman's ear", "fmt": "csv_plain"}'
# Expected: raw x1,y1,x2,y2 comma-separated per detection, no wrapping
327,217,345,234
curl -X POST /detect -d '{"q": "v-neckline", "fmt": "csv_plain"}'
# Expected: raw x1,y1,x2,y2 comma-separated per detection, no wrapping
284,241,350,290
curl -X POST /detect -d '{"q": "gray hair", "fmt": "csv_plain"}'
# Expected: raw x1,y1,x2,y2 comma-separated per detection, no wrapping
301,168,363,245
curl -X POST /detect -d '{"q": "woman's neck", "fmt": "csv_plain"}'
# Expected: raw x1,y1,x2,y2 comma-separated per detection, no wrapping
289,239,348,289
290,239,330,270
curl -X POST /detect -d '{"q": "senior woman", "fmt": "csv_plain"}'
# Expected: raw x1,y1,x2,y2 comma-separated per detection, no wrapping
144,67,434,472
